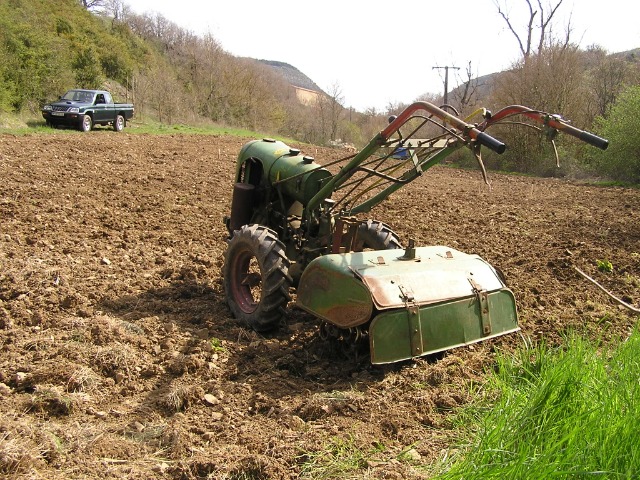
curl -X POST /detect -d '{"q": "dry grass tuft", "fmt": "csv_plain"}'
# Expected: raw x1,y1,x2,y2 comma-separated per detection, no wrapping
66,365,101,393
27,386,76,417
0,431,43,475
163,384,191,412
94,343,137,378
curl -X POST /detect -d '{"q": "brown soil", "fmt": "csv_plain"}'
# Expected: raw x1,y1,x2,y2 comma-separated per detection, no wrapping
0,132,638,479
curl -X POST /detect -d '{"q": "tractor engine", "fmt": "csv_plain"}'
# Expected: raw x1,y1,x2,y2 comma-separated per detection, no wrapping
226,138,332,242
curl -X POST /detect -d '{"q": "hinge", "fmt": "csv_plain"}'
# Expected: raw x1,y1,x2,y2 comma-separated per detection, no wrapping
399,283,424,357
469,278,491,335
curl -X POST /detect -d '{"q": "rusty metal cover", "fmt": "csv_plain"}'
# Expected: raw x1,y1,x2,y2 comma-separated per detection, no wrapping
296,253,374,328
296,246,507,328
350,246,505,310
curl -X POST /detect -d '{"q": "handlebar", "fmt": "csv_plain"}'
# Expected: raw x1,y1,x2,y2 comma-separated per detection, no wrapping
381,102,608,155
484,105,609,150
381,101,506,154
563,125,609,150
475,131,506,154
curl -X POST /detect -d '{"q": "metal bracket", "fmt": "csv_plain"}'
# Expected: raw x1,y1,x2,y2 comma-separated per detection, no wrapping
398,283,424,357
398,239,420,261
469,278,491,335
331,217,358,253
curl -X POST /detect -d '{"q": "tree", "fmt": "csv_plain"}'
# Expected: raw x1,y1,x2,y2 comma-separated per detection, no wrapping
79,0,106,11
452,61,479,114
315,82,344,143
488,1,596,175
490,44,589,174
585,46,633,119
494,0,570,60
589,85,640,183
73,46,103,88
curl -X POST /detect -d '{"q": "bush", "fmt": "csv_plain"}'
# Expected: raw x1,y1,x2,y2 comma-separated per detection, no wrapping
589,85,640,183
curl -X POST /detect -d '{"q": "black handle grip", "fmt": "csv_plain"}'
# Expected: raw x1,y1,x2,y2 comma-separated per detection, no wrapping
579,131,609,150
476,131,506,154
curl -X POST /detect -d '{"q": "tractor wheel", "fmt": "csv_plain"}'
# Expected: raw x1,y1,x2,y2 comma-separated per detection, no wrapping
223,224,292,332
353,219,403,251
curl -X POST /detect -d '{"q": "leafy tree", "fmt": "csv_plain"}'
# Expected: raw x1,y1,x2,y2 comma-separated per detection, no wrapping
588,85,640,183
73,46,104,88
585,46,634,119
0,48,16,112
0,18,64,111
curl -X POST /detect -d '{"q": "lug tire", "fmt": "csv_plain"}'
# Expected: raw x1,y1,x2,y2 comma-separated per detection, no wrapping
79,114,93,132
113,114,125,132
352,219,403,251
223,224,292,332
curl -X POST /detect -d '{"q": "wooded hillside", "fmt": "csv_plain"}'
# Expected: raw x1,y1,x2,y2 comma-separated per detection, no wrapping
1,0,639,180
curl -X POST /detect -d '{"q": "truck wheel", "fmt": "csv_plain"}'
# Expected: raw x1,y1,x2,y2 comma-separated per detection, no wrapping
353,219,403,251
223,224,292,332
79,114,93,132
113,115,125,132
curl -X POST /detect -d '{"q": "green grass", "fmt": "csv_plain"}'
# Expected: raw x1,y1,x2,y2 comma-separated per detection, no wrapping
588,180,640,190
432,330,640,479
0,113,299,143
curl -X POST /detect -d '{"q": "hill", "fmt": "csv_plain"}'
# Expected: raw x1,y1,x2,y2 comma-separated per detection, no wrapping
257,60,324,94
433,47,639,111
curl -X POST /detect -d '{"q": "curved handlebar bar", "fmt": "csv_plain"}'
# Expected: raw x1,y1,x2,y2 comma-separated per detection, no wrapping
381,102,608,155
381,101,506,154
484,105,609,150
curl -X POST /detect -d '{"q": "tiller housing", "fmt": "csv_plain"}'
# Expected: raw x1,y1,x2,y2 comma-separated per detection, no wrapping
223,102,608,364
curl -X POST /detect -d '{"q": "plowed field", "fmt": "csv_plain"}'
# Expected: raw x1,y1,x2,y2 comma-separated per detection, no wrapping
1,132,638,479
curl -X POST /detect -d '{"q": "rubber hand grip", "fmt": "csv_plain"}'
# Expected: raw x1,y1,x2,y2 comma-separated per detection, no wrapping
579,131,609,150
476,132,506,154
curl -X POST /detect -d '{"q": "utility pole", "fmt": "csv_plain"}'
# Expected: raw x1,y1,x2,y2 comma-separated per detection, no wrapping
432,65,460,105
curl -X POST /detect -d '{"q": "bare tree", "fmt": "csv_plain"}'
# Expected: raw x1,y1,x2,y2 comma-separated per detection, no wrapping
327,82,345,141
415,92,440,104
79,0,106,11
490,44,589,173
101,0,127,20
494,0,570,60
453,61,479,113
315,82,344,143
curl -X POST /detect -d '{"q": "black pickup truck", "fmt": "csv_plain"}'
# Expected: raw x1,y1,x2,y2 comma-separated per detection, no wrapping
42,89,134,132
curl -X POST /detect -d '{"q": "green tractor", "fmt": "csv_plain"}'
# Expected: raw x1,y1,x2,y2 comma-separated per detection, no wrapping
223,102,608,364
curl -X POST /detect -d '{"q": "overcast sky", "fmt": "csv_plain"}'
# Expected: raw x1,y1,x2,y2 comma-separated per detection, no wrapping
125,0,640,111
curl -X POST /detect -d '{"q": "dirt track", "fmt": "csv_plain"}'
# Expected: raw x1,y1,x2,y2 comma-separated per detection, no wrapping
0,132,638,479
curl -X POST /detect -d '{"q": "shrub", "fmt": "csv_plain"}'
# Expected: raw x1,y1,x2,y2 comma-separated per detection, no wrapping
589,85,640,183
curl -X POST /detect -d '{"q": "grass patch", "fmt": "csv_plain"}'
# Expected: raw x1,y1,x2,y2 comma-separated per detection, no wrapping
298,435,371,479
0,114,299,143
589,180,640,189
432,330,640,479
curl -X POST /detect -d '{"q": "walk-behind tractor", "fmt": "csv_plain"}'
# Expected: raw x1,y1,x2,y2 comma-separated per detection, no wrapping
223,102,608,364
